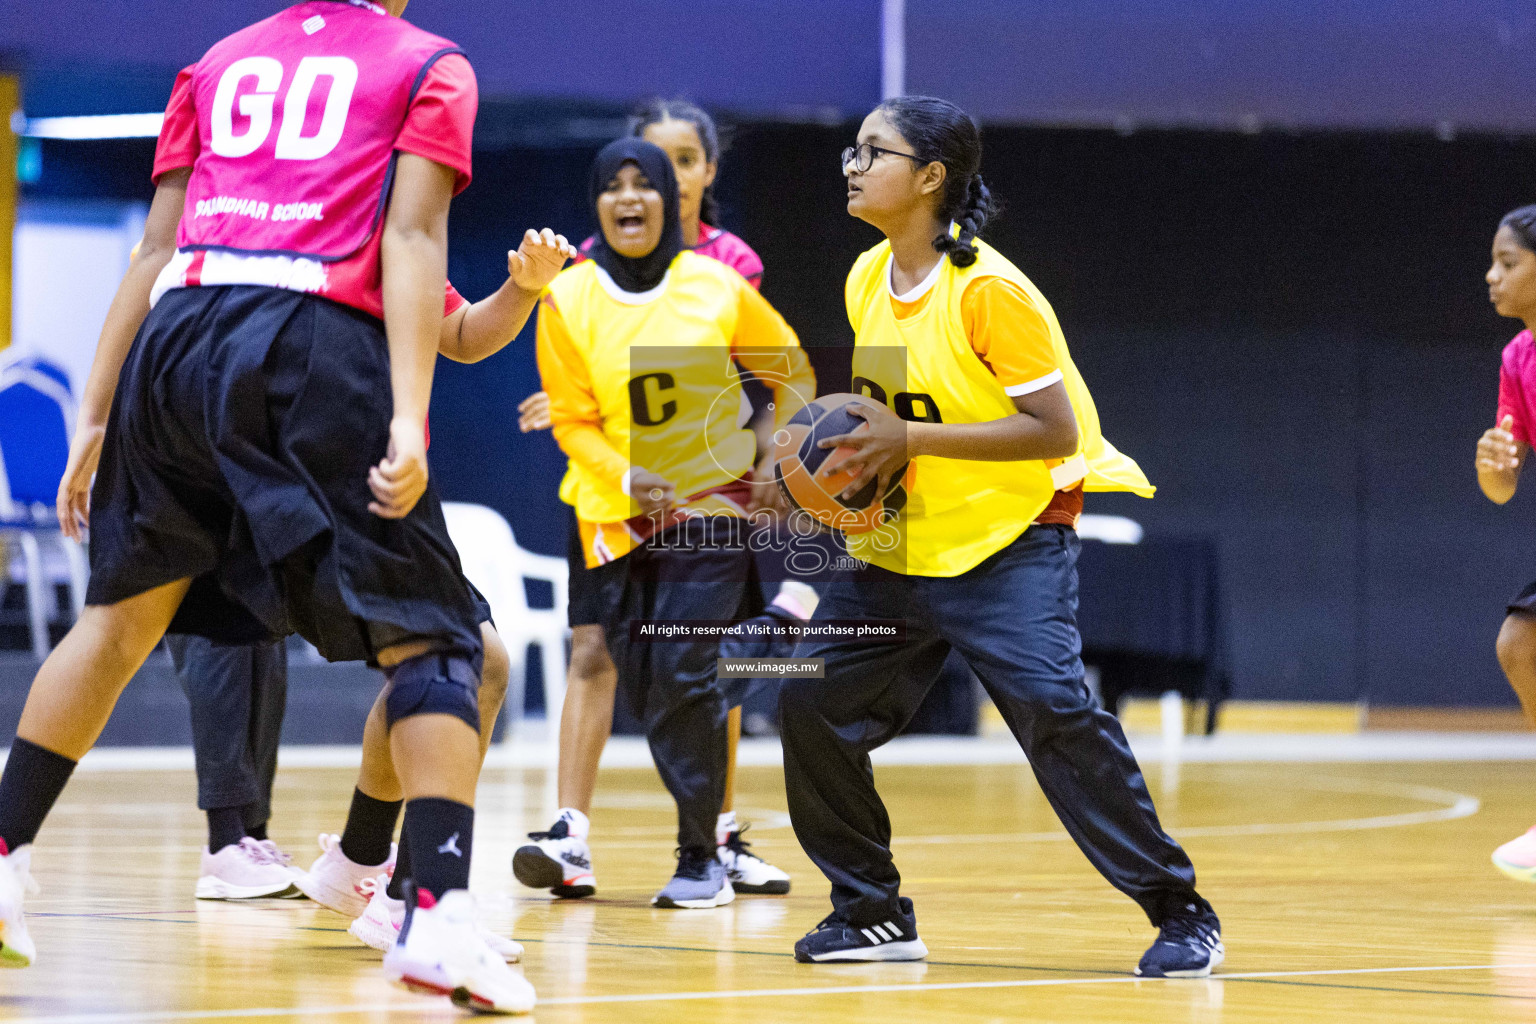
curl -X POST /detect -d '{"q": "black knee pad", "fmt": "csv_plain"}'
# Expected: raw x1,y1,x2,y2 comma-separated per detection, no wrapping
384,652,481,732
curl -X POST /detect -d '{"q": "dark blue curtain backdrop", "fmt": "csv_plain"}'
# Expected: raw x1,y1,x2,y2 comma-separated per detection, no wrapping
435,125,1536,709
908,0,1536,132
21,118,1536,708
9,2,1536,132
2,1,880,119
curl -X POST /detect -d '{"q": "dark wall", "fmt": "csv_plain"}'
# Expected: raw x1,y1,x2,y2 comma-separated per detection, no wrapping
967,128,1536,707
25,122,1536,707
12,2,1536,133
733,125,1536,707
908,0,1536,133
4,1,879,118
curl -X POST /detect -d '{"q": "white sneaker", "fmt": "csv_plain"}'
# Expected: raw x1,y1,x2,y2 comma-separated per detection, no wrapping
294,833,395,918
512,817,595,898
196,837,301,899
0,846,38,968
718,828,791,895
350,875,523,961
253,840,308,899
383,887,536,1014
348,875,401,952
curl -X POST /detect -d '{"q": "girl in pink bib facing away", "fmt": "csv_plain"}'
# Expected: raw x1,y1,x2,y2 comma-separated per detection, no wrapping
1478,204,1536,884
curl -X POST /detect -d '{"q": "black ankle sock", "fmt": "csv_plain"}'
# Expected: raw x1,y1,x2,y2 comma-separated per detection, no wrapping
241,802,268,841
387,823,411,901
207,807,246,854
402,798,473,899
0,737,78,852
339,788,402,867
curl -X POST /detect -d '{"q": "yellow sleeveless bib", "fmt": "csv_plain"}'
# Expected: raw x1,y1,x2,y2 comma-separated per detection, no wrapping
548,253,759,526
843,239,1153,577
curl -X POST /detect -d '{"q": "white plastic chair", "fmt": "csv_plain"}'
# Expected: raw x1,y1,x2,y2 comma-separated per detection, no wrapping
441,502,570,738
1077,513,1144,545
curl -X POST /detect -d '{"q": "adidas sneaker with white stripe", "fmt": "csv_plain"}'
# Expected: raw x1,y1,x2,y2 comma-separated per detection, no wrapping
793,896,928,962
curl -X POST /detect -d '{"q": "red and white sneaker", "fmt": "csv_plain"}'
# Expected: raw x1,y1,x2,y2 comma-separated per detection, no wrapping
350,875,523,962
195,838,300,899
294,833,394,917
1494,826,1536,883
0,846,38,968
383,885,536,1014
348,876,401,952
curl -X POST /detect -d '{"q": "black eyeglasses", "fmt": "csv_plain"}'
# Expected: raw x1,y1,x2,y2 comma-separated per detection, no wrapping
841,143,928,174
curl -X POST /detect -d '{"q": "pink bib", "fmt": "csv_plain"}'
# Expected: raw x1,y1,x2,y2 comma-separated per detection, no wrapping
179,1,461,262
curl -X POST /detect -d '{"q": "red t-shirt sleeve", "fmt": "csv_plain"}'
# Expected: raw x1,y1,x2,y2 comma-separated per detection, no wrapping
720,234,764,289
1500,339,1531,445
444,279,467,316
152,65,200,183
395,52,477,195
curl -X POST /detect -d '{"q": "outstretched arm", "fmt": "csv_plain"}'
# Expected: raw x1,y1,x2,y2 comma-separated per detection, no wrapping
438,229,576,364
374,153,457,519
57,169,189,540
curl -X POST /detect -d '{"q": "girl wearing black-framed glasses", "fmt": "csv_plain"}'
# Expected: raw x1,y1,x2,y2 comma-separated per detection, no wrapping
840,142,928,174
783,95,1223,981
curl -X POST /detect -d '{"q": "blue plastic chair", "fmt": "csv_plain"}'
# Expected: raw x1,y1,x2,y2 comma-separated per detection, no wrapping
0,367,85,659
0,353,71,397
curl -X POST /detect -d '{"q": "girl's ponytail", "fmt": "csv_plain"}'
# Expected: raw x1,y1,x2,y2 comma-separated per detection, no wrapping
932,173,998,268
877,95,1002,267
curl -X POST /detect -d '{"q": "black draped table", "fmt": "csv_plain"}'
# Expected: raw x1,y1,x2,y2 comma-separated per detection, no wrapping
1075,535,1231,734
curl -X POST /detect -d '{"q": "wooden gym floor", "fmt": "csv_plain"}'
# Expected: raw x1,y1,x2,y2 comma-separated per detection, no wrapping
2,752,1535,1022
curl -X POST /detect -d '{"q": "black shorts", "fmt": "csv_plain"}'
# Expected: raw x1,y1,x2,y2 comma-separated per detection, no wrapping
1510,581,1536,616
88,285,482,667
167,571,492,648
565,508,765,629
596,515,752,715
565,509,613,628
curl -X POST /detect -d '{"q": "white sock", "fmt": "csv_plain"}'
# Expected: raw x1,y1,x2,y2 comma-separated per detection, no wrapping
772,581,819,621
716,810,738,846
557,807,590,841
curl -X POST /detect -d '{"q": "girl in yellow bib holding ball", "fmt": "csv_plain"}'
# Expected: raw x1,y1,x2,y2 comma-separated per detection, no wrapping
777,96,1223,978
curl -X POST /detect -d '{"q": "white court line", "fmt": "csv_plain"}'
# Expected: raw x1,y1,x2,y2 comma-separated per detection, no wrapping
892,773,1481,844
19,962,1536,1022
29,771,1481,853
15,730,1536,774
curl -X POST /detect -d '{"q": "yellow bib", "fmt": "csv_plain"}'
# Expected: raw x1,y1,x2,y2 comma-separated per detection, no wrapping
843,239,1153,577
548,253,759,526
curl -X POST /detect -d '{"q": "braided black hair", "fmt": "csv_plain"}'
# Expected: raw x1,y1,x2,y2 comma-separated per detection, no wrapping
1502,204,1536,253
628,98,725,227
875,95,1000,267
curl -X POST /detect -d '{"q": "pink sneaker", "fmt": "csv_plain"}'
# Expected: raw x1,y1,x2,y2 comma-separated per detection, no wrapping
1494,826,1536,883
294,834,395,917
196,838,301,899
254,840,307,899
348,876,403,951
349,875,522,961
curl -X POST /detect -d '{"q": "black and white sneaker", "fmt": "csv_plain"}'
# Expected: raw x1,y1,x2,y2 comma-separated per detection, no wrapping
1136,899,1224,978
512,817,595,899
793,897,928,962
718,827,791,895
